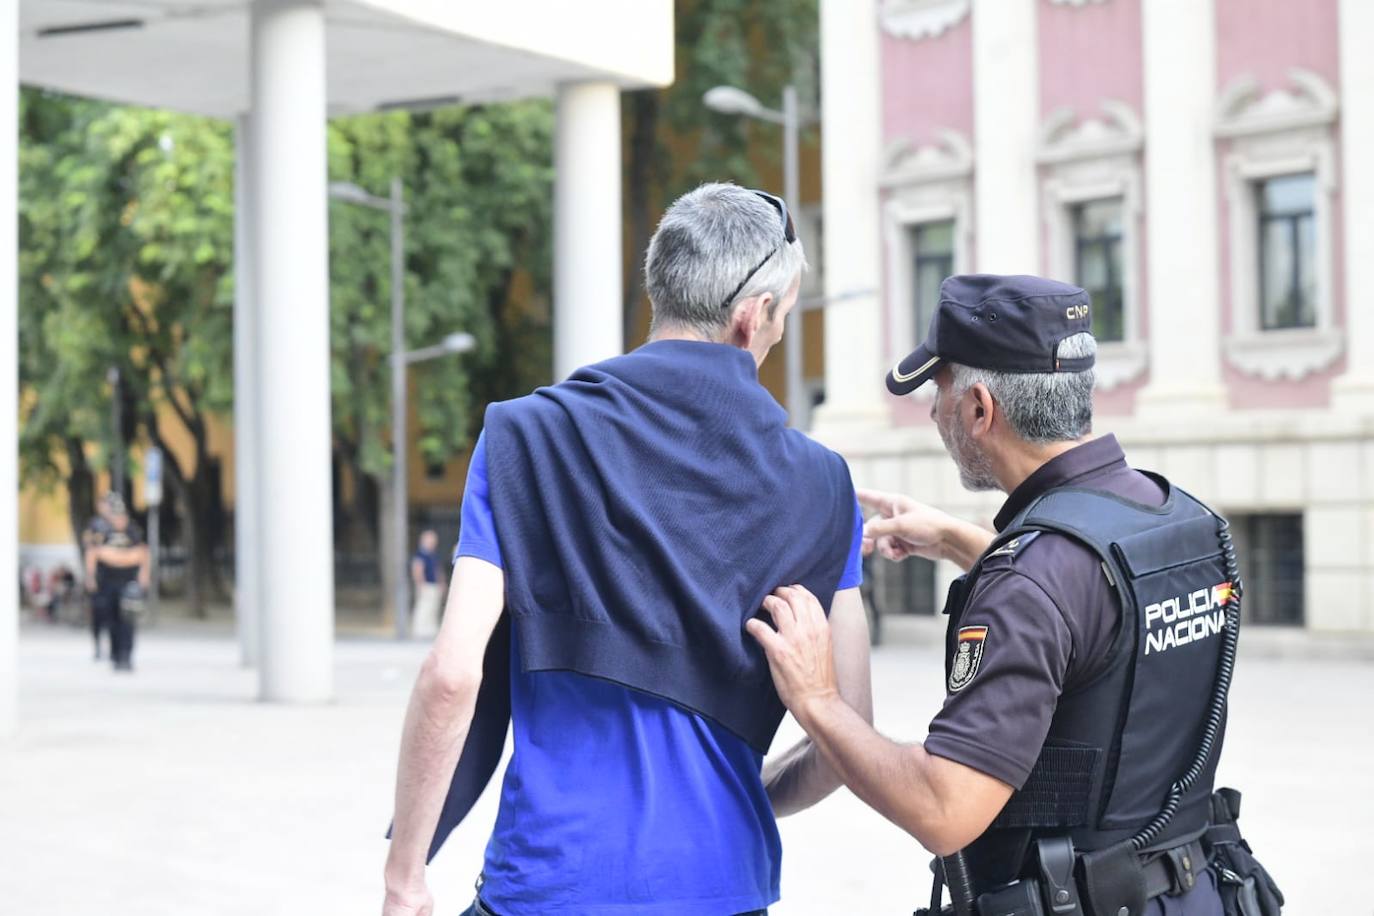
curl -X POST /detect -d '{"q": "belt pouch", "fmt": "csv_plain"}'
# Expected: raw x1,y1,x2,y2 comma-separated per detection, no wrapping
1076,841,1147,916
976,880,1046,916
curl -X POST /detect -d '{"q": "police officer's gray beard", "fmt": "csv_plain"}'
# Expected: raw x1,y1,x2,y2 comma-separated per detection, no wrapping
942,417,999,492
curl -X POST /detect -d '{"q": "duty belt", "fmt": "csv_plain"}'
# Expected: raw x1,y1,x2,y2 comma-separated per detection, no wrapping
919,835,1208,916
1140,838,1207,899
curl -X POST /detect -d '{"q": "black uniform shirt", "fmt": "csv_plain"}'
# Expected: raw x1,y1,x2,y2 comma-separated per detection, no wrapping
923,435,1165,789
95,522,145,592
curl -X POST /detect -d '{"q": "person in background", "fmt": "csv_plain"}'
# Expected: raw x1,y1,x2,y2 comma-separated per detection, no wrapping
83,493,119,659
409,529,443,640
47,564,75,624
87,494,150,672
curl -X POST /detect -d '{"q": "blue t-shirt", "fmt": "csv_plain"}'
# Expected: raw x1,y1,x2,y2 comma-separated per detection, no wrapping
455,431,863,914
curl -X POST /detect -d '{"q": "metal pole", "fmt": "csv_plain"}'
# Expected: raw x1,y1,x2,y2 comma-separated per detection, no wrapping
108,367,125,495
147,505,160,626
781,85,805,428
390,176,409,640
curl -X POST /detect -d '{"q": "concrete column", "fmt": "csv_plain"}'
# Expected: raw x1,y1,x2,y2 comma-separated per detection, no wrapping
233,114,261,669
972,0,1040,273
553,82,622,380
811,0,888,433
1,0,18,737
1136,0,1227,415
250,0,333,702
1332,0,1374,412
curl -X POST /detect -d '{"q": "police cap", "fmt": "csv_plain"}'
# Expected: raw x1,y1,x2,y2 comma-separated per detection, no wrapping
886,273,1096,395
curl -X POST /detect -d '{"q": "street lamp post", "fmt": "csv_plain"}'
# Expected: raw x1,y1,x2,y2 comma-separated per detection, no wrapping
704,84,810,427
328,179,475,639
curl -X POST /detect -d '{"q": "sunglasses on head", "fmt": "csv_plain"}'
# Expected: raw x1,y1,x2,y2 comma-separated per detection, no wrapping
719,190,797,310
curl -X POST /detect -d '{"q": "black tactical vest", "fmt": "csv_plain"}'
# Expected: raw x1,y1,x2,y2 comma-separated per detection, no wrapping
944,475,1232,890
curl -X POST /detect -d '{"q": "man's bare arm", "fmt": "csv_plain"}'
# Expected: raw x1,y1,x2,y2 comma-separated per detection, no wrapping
84,545,97,592
749,586,1012,855
763,586,873,816
383,557,505,915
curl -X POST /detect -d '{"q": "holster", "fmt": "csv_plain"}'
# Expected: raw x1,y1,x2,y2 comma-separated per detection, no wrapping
1202,789,1284,916
1075,841,1148,916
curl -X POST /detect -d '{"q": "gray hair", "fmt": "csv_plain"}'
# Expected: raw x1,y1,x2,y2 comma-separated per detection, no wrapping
948,333,1097,443
644,183,808,338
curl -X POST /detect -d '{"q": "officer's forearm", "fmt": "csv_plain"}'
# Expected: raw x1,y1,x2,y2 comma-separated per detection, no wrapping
385,656,482,890
792,694,1004,856
939,518,995,572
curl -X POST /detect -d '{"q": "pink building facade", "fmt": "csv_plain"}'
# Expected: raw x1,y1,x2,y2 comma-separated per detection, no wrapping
816,0,1374,633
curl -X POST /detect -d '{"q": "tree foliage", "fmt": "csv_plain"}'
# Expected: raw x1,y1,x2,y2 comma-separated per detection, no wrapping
19,90,237,612
326,102,553,560
18,89,554,609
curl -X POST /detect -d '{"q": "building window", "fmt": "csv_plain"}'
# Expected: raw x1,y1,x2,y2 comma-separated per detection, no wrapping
1215,70,1340,380
910,220,954,339
1256,173,1317,331
1072,198,1125,343
1231,513,1304,626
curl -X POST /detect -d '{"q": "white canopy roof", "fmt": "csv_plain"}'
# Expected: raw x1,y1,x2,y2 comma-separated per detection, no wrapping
18,0,674,117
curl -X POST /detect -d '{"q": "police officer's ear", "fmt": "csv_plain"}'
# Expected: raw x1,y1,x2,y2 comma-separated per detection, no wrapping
967,382,996,437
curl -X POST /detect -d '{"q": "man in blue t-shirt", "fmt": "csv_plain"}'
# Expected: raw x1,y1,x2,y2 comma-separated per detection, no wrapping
382,184,873,916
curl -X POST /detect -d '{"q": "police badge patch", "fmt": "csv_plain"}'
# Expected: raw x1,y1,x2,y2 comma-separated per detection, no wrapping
948,626,988,692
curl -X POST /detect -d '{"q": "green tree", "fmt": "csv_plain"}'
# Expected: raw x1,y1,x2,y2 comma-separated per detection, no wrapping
17,91,114,548
326,102,554,604
18,89,237,615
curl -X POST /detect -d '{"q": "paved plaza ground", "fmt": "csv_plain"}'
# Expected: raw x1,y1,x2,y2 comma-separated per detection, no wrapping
1,617,1369,914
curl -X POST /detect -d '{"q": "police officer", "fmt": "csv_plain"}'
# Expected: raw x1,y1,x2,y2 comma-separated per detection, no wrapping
748,276,1274,915
85,493,149,672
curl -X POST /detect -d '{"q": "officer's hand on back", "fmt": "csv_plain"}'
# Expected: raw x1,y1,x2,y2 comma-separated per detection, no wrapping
747,586,840,717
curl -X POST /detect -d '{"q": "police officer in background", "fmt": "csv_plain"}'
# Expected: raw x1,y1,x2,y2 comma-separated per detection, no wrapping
85,493,150,672
749,276,1280,916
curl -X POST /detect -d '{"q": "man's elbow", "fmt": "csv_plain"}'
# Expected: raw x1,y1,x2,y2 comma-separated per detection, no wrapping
922,825,979,859
914,807,997,858
416,651,481,706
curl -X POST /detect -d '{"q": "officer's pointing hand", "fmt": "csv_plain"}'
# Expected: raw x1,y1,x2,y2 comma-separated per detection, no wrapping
858,488,997,571
746,586,839,716
857,487,954,563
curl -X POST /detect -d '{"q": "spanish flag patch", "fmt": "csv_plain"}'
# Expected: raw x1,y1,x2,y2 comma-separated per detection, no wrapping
949,625,989,692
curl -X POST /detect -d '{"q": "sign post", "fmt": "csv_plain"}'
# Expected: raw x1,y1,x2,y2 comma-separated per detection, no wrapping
144,447,162,624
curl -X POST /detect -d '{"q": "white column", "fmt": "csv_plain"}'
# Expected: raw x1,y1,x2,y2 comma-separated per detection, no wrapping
1136,0,1226,414
972,0,1040,273
233,114,261,668
1332,0,1374,412
811,0,888,434
1,0,18,737
554,82,622,380
250,0,333,702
